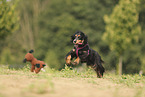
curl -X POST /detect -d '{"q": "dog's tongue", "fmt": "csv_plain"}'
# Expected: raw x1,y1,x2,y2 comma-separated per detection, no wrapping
78,43,83,45
73,42,83,45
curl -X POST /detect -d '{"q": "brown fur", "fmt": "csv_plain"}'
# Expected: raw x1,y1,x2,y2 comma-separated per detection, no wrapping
23,50,46,73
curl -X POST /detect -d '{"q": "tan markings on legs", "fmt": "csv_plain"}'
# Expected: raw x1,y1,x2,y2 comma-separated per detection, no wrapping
66,55,71,65
96,71,102,78
96,67,102,78
72,57,80,65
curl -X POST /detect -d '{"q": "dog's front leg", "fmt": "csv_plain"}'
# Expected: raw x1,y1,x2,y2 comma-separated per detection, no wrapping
72,57,80,65
65,49,76,65
65,55,72,65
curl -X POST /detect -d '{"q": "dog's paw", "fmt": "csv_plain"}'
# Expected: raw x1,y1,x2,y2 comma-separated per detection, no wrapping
72,49,75,52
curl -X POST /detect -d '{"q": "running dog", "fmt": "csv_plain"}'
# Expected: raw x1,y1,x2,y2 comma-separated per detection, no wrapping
65,31,105,78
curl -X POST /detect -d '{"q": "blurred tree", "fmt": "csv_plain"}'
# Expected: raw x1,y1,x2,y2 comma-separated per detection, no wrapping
138,0,145,74
0,0,19,40
37,0,118,69
1,0,144,74
16,0,49,50
0,0,19,65
0,48,14,65
103,0,141,75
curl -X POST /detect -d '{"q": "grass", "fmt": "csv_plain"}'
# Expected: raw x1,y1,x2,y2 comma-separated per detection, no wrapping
104,73,145,87
0,64,145,97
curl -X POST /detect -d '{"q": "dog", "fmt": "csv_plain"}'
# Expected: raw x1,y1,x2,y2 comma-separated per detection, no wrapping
65,31,105,78
23,50,46,73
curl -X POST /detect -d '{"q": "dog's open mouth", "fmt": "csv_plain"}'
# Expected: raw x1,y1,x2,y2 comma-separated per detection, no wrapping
73,40,84,45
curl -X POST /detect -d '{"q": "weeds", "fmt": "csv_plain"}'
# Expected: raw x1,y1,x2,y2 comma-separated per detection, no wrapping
53,64,96,78
105,74,145,88
0,65,145,97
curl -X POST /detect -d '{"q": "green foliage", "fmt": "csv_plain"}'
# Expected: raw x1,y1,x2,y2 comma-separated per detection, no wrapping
37,0,117,69
138,0,145,74
0,48,15,65
1,0,145,75
103,0,141,74
22,64,31,72
105,74,144,87
53,64,96,78
103,0,141,55
0,0,118,71
0,0,19,40
44,50,60,70
15,0,48,50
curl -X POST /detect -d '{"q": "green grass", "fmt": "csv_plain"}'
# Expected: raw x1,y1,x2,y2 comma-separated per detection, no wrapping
2,64,145,87
50,64,96,78
0,64,145,97
104,73,145,87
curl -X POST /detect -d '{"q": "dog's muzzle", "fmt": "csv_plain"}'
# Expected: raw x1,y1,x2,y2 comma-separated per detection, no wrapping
73,39,83,45
73,39,77,44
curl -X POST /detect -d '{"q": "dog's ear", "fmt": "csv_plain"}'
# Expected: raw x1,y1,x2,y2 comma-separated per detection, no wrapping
71,34,75,42
84,35,88,44
29,50,34,53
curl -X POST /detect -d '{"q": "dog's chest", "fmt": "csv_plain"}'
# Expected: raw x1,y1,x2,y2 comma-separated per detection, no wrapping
78,50,89,60
74,45,89,60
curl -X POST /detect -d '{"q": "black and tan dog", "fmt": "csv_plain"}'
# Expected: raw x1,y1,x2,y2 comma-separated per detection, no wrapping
65,31,105,78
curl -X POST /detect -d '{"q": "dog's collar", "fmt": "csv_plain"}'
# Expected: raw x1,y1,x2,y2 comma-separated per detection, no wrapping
75,44,89,57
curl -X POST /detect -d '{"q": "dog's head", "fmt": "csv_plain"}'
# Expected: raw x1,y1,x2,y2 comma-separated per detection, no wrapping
23,50,34,63
71,31,88,45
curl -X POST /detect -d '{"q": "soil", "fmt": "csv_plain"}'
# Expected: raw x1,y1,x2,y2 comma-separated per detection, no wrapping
0,74,143,97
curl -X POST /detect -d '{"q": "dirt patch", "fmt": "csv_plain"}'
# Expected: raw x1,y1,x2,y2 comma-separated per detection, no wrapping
48,77,136,97
0,73,144,97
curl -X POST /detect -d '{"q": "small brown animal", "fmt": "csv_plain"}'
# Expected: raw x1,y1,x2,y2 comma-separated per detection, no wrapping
23,50,46,73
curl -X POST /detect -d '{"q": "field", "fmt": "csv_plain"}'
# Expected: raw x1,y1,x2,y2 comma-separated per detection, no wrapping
0,65,145,97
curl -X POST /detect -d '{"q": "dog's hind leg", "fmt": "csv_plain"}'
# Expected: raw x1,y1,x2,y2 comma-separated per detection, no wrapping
93,54,105,78
94,66,103,78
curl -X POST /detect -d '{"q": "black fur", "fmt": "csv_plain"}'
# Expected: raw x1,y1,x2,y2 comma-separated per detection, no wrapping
23,58,27,63
66,31,105,78
42,64,46,67
29,50,34,53
36,64,40,68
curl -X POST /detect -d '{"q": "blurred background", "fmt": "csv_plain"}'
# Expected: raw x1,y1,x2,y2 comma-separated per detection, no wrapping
0,0,145,75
